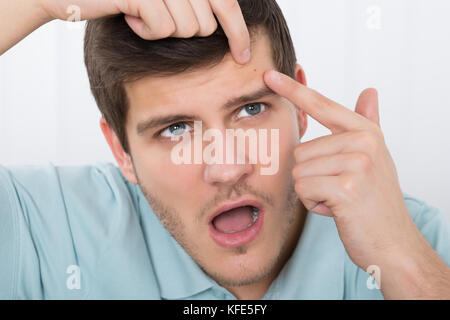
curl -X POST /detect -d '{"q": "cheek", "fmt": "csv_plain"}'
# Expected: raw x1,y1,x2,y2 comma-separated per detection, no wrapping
164,164,201,191
251,114,298,195
268,108,299,170
135,145,201,197
279,126,298,171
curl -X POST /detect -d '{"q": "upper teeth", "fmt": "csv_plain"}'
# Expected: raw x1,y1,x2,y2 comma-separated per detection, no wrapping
252,207,259,222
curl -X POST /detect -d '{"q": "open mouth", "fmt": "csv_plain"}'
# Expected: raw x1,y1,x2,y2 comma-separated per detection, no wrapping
208,200,264,248
212,205,260,234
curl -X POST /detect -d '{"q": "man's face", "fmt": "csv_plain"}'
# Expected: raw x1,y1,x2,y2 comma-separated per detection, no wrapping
121,30,307,288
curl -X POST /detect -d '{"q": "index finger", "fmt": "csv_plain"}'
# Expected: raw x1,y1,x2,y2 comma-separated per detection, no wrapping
209,0,251,64
264,70,373,134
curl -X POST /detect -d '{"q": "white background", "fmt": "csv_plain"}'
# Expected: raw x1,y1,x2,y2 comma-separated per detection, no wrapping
0,0,449,215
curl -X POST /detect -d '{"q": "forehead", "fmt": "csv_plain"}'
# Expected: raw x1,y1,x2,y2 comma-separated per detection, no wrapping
124,31,276,120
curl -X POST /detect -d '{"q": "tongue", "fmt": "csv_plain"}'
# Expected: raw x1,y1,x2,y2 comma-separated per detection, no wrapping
213,206,254,233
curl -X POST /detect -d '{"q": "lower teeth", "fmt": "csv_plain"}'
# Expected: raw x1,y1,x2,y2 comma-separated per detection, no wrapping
222,207,259,234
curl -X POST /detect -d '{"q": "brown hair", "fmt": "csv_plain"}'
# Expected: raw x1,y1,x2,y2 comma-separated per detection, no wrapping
84,0,297,154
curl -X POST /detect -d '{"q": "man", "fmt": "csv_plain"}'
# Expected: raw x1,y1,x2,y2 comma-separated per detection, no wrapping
1,0,449,300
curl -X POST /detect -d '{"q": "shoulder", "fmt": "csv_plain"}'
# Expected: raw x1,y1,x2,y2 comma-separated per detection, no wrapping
0,162,137,217
403,192,449,229
0,162,150,299
0,161,129,192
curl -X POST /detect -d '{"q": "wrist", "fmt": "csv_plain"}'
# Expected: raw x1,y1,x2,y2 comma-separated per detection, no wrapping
382,254,429,299
0,0,55,55
379,241,450,299
34,0,55,24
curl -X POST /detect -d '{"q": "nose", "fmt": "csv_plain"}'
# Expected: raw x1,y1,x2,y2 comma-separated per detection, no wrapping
201,124,255,186
203,161,254,186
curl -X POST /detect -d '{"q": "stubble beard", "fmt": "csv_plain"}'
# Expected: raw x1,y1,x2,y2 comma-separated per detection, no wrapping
136,171,300,288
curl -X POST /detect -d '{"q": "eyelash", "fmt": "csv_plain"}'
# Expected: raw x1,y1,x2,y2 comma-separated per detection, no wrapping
156,102,270,139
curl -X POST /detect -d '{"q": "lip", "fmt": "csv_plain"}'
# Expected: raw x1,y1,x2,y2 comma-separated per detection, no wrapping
208,198,265,248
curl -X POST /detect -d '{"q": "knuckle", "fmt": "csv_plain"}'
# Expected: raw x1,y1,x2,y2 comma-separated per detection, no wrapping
294,179,306,194
340,175,357,195
190,20,201,36
294,145,302,161
311,90,331,112
114,0,130,13
238,24,250,38
212,0,239,12
356,130,378,153
176,21,200,38
228,24,250,47
351,152,372,172
373,125,385,140
141,28,158,40
198,20,218,36
294,142,308,161
292,162,304,178
291,165,298,178
156,21,176,38
166,20,178,36
324,100,338,114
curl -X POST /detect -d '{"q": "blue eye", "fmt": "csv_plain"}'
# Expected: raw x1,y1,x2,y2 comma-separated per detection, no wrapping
236,103,267,119
160,122,193,138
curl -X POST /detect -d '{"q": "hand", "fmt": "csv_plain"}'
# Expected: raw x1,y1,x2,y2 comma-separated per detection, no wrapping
263,69,428,272
38,0,251,63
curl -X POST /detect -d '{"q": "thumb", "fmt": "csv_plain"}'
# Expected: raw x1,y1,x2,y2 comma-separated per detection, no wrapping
355,88,380,128
311,202,334,217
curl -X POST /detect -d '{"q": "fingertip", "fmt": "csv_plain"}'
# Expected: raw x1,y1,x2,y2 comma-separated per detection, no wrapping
360,88,378,101
264,69,281,85
124,15,145,37
240,48,251,64
213,4,251,64
229,27,251,64
231,44,250,64
372,88,379,101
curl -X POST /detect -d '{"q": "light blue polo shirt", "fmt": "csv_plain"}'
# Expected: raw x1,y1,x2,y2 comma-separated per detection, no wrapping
0,162,449,299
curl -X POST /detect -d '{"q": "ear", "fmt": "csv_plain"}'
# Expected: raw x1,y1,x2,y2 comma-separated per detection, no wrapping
294,63,308,140
100,117,138,184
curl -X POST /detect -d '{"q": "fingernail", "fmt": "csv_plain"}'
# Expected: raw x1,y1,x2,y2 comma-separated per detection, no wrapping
240,48,251,63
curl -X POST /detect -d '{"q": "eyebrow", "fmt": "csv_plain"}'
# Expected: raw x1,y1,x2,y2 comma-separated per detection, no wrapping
136,85,277,136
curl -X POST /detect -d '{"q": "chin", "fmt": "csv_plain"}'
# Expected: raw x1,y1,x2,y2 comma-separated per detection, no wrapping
209,262,274,288
204,248,278,287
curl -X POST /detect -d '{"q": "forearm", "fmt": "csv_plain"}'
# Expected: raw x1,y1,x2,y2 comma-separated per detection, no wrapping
380,235,450,299
0,0,53,55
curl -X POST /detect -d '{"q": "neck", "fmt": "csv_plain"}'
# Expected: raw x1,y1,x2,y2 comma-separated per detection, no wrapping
225,201,308,299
